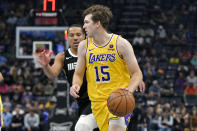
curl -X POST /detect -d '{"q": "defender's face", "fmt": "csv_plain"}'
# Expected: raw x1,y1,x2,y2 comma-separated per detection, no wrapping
83,14,97,37
67,27,85,50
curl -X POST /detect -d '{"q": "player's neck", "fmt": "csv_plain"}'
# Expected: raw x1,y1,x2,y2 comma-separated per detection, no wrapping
93,30,111,46
70,48,78,56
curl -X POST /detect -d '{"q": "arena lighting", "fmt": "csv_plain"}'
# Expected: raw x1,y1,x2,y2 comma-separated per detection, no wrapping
43,0,56,11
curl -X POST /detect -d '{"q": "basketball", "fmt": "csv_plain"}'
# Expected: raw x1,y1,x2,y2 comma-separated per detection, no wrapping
107,89,135,117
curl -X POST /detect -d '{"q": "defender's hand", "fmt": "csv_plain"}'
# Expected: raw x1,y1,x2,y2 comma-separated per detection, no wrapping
38,50,53,67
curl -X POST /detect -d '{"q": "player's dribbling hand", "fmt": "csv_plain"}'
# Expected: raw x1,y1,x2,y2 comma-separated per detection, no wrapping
70,84,80,98
119,87,134,94
38,49,53,67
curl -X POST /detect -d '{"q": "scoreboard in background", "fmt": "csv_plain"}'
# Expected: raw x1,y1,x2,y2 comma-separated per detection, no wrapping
34,11,58,25
34,0,59,25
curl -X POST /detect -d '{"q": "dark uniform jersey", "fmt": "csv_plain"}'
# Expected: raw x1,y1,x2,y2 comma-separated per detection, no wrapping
63,49,91,116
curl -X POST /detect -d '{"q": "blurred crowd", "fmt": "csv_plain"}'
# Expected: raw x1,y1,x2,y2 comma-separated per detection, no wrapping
0,0,197,131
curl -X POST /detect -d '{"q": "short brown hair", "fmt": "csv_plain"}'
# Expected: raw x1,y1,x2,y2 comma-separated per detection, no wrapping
82,5,113,30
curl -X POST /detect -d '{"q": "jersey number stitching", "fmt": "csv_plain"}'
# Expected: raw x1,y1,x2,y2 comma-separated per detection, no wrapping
94,66,110,82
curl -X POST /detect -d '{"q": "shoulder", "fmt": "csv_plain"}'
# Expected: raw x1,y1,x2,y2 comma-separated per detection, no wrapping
78,39,87,54
116,36,133,53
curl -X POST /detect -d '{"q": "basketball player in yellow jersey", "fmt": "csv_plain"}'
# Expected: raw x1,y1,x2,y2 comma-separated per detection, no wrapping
71,5,143,131
0,72,4,129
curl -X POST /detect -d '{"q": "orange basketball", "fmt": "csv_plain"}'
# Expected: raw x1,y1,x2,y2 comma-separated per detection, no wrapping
107,89,135,117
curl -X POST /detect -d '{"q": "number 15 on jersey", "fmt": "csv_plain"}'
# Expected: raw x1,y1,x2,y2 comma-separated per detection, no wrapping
94,66,111,83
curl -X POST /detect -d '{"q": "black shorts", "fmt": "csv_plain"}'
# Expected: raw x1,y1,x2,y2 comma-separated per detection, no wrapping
78,100,92,116
80,102,92,115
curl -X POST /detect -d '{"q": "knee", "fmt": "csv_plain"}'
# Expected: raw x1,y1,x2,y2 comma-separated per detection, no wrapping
75,122,91,131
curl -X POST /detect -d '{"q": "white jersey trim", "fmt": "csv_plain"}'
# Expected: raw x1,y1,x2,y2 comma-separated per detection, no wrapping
68,48,77,57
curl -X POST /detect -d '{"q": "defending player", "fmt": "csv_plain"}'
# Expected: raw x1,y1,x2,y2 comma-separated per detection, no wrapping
71,5,143,131
38,25,98,129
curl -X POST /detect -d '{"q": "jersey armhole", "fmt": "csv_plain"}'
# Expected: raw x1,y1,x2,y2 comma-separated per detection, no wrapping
115,35,123,59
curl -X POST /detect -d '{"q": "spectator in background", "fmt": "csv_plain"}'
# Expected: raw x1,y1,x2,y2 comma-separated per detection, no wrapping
184,107,197,131
6,11,18,25
144,26,155,45
149,80,161,98
180,106,189,120
3,97,12,110
43,81,54,96
32,82,44,96
9,78,24,93
156,25,167,41
10,83,23,104
9,61,22,80
147,80,160,106
169,48,180,64
0,79,8,94
45,97,56,117
179,50,191,66
175,72,187,89
158,110,173,131
24,108,39,131
175,24,187,45
186,71,197,86
144,26,154,38
160,80,174,98
151,5,167,25
0,55,7,65
11,106,24,131
159,54,168,63
185,82,196,94
133,34,144,47
184,83,196,98
143,62,156,80
2,105,12,131
190,52,197,69
136,26,146,37
146,107,154,131
172,111,185,131
151,108,162,130
38,108,49,130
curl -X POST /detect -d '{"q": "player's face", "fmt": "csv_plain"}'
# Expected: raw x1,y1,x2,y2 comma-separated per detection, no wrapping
83,14,97,37
67,27,85,50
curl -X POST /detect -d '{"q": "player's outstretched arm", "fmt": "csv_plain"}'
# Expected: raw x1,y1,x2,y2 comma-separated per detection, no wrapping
70,40,86,98
117,37,143,93
39,50,64,79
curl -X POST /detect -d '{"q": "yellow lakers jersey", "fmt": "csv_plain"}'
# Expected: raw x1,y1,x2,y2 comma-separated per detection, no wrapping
86,34,130,102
